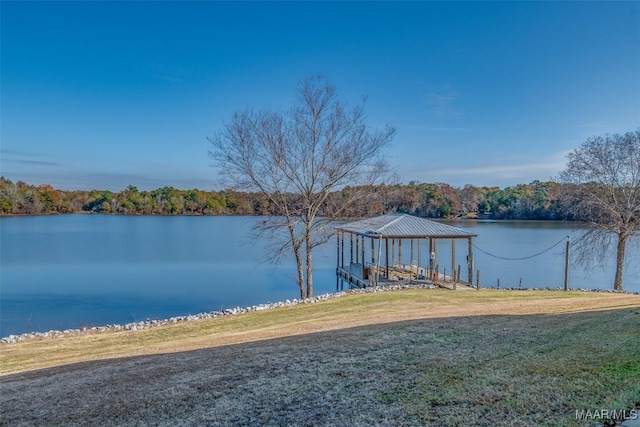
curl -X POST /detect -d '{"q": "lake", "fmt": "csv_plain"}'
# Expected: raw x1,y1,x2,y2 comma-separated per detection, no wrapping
1,215,638,337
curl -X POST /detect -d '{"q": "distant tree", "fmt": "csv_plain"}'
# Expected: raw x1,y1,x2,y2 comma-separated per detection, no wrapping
460,185,482,216
208,75,395,299
23,188,43,213
37,184,61,212
83,190,115,213
437,183,462,217
183,189,201,214
116,185,139,214
559,129,640,291
0,177,22,213
139,191,158,214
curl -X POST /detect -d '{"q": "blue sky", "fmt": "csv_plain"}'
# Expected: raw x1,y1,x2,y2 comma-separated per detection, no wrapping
2,1,639,191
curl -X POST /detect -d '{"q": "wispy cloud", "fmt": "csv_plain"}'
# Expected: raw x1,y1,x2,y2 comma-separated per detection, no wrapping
0,149,46,157
402,150,572,187
53,171,211,191
429,151,570,178
424,86,462,118
2,158,60,166
1,167,215,192
1,149,60,167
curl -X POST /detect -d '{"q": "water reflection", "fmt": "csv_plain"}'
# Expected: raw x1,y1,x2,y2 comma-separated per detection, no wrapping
1,215,637,336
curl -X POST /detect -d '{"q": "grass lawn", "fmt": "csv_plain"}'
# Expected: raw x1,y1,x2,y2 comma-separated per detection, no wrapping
1,289,639,426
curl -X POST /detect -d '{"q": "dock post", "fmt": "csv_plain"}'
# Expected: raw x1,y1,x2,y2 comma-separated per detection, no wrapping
451,238,456,286
391,239,395,267
564,236,570,291
429,237,436,277
340,231,344,268
385,238,390,279
417,238,421,277
370,236,375,266
336,232,340,269
410,239,414,271
467,237,473,286
350,234,354,264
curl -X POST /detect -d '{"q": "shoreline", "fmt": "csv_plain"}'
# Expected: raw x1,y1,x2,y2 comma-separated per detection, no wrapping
0,212,585,221
2,284,637,344
2,289,639,426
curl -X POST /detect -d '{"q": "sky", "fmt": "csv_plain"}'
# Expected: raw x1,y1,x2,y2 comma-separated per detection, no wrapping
1,1,639,192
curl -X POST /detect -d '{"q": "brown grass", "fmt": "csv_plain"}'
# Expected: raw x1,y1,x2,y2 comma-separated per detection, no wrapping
1,289,639,426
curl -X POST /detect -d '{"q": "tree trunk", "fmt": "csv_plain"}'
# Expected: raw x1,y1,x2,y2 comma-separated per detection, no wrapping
288,223,307,299
306,228,314,299
613,233,626,292
294,244,306,299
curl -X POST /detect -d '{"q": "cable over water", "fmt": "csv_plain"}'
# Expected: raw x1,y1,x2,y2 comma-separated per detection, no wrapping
471,236,568,261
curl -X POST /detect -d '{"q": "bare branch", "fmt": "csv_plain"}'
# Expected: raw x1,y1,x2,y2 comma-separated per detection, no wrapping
208,75,395,298
558,128,640,291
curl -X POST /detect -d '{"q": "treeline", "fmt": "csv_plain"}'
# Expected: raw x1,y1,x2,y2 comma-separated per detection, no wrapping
0,177,572,220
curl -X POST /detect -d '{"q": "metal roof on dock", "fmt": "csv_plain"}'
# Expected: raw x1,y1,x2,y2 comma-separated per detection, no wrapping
336,214,476,239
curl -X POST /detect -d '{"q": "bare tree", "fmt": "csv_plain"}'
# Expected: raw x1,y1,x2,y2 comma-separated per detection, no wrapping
559,129,640,291
208,75,395,299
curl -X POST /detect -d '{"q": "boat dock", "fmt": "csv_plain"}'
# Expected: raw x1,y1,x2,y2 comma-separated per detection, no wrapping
336,263,475,291
334,214,478,292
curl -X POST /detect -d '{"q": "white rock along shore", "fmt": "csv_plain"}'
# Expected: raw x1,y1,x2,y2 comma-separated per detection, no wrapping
1,284,636,344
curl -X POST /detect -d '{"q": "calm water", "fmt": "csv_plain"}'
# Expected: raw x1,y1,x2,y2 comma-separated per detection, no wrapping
1,215,638,336
443,219,639,292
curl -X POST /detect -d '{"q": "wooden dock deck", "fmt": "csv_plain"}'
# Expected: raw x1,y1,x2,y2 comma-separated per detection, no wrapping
336,264,475,291
336,266,370,289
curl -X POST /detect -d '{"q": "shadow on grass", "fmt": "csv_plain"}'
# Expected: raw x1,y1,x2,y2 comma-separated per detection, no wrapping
2,307,639,427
